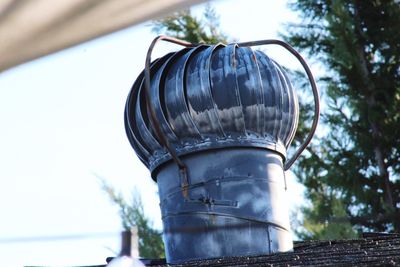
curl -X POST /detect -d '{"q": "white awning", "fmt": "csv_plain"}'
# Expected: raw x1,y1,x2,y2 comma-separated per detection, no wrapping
0,0,205,72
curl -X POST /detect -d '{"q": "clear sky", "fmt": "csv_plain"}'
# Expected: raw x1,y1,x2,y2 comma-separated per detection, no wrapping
0,0,311,266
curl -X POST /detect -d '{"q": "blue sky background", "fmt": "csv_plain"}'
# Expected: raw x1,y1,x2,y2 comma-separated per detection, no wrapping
0,1,315,266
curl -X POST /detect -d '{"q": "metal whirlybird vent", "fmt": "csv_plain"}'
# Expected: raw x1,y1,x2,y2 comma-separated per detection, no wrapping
126,43,300,172
124,36,319,264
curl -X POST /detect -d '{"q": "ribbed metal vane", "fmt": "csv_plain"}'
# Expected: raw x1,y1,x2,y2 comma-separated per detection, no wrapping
126,44,299,172
124,37,320,264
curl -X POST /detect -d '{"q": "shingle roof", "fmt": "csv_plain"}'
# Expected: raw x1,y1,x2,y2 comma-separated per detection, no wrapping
145,233,400,266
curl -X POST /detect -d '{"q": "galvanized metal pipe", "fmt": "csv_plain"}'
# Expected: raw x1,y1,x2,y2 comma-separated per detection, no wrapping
157,148,293,263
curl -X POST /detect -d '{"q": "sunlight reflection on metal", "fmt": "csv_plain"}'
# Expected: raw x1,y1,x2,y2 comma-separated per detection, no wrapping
124,35,319,263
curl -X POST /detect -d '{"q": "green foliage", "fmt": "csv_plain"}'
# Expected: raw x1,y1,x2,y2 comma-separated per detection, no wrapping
285,0,400,235
296,189,358,240
101,180,165,259
152,4,230,44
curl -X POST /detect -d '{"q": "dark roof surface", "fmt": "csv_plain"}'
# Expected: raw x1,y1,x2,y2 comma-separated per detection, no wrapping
148,233,400,266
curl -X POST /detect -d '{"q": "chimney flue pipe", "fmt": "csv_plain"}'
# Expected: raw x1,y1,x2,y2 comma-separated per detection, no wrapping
124,36,319,264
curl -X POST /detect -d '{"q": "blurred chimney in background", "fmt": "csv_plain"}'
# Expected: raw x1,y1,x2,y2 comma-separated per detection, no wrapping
107,227,143,267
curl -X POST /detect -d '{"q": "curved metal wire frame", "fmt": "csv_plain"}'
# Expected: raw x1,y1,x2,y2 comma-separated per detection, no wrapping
144,35,320,176
144,35,197,195
237,39,320,170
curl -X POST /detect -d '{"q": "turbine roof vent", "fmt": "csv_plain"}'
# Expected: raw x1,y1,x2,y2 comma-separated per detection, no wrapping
125,38,318,174
124,36,319,264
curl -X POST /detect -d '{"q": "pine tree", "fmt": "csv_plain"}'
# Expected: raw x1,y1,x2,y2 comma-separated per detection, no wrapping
284,0,400,235
152,4,229,44
101,180,165,258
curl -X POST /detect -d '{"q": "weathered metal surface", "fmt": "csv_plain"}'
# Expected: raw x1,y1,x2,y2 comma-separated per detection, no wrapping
157,148,293,263
124,36,319,264
125,42,305,173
